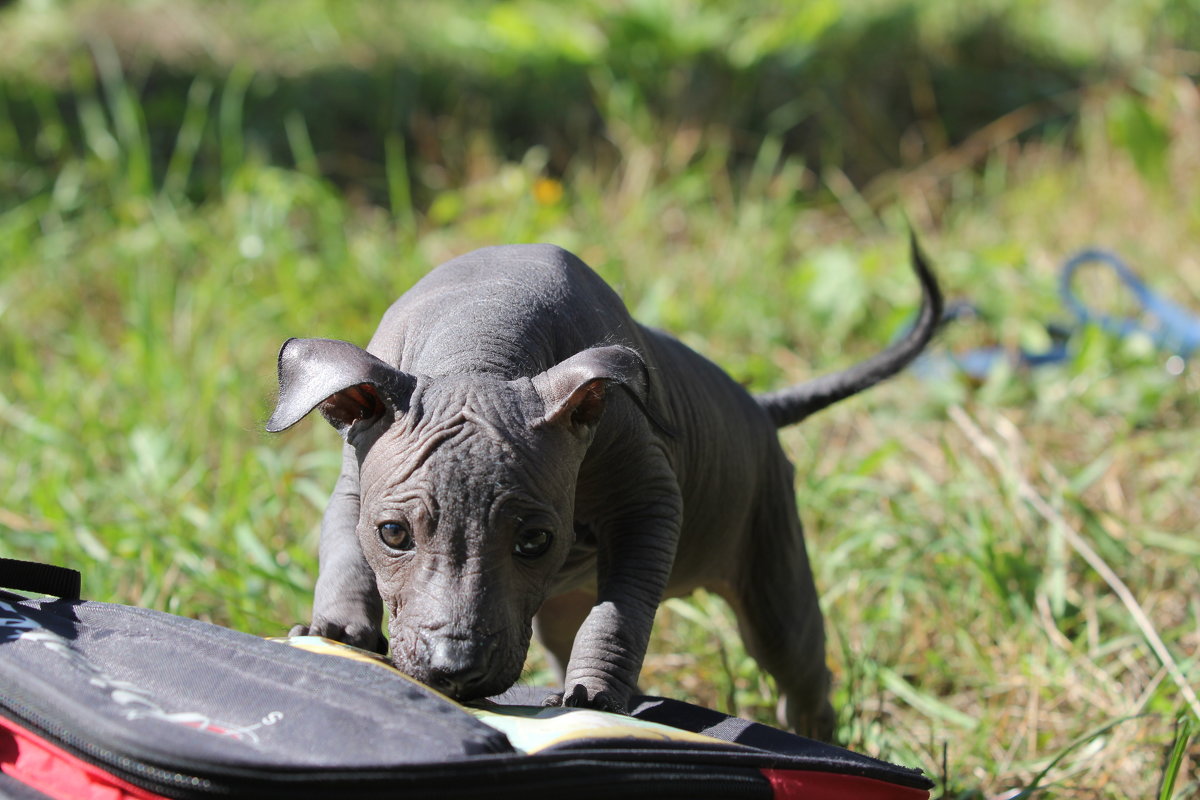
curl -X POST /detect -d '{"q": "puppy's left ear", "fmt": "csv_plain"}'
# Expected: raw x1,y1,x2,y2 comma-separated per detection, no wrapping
531,345,649,429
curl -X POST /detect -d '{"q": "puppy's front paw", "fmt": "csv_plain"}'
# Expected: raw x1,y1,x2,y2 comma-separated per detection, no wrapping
547,682,628,714
291,618,387,655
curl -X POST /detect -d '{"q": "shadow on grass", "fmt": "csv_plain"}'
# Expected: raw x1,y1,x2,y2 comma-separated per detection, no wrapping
0,3,1093,213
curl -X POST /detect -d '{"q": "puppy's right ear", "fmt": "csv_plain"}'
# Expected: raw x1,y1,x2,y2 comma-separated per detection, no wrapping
266,338,415,439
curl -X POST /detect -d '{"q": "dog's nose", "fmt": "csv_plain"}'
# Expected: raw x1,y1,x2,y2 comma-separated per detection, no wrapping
425,634,497,697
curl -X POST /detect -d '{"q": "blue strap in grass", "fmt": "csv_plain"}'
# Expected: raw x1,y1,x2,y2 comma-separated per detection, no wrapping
921,249,1200,379
913,301,1070,380
1060,249,1200,358
0,558,81,599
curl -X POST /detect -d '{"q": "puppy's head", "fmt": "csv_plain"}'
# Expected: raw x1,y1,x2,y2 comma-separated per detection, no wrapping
268,338,646,698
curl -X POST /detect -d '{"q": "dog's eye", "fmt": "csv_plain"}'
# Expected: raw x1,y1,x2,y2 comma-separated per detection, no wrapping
378,521,414,552
513,529,552,559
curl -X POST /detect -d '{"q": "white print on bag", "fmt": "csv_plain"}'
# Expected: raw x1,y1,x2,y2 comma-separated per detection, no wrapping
0,600,283,745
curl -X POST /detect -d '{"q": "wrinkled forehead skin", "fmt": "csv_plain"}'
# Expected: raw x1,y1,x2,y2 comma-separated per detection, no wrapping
358,374,580,535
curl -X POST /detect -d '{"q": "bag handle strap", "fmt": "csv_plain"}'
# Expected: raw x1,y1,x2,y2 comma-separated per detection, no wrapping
0,558,81,599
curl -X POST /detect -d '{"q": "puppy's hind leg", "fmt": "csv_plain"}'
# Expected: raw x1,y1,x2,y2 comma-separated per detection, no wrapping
725,461,835,741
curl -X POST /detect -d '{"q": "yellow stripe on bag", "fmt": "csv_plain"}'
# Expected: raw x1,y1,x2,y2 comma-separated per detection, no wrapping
267,635,458,702
268,636,744,754
468,705,740,754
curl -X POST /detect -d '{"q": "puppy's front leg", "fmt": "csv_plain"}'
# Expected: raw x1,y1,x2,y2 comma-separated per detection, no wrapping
291,444,386,654
551,462,682,713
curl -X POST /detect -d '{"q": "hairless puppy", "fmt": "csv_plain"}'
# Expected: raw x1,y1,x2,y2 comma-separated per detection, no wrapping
268,239,941,739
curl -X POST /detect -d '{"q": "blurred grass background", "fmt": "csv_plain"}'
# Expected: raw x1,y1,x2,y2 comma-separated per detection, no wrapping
1,0,1198,796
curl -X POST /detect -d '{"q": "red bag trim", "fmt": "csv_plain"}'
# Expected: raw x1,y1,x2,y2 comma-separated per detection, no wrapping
0,715,170,800
763,768,930,800
2,709,932,800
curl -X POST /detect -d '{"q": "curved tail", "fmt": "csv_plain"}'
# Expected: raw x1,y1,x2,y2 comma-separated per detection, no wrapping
756,234,943,429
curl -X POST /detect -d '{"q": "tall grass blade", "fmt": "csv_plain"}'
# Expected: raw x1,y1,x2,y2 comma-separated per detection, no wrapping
219,66,252,187
877,666,978,731
1009,715,1138,798
163,78,214,201
89,34,152,196
72,59,120,166
1159,712,1195,800
285,111,320,178
385,132,415,234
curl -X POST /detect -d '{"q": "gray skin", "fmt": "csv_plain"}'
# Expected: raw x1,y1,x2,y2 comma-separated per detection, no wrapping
267,239,941,739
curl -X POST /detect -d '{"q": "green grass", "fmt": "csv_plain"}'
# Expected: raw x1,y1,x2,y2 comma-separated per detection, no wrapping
2,2,1199,798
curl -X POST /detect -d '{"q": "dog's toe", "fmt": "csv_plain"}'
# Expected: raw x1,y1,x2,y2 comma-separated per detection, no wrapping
559,683,627,714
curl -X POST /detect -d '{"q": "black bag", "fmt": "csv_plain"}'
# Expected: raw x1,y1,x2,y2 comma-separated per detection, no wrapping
0,559,933,799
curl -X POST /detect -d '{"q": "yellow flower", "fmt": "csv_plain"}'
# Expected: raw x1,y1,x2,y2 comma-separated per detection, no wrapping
533,177,563,206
